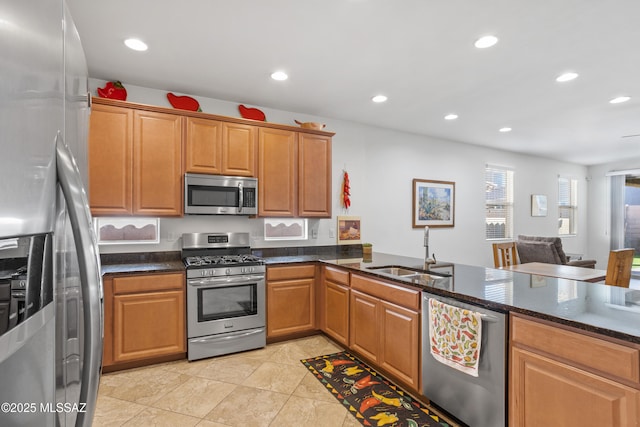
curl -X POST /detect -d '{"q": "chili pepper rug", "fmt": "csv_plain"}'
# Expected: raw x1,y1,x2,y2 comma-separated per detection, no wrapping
301,351,455,427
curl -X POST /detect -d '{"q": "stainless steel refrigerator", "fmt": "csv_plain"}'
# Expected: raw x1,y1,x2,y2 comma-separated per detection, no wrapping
0,1,102,426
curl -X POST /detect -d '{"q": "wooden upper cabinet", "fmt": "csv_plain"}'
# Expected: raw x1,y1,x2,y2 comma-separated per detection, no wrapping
133,110,183,216
258,128,297,216
185,118,256,176
222,122,256,176
258,128,332,218
88,99,183,216
298,133,332,217
88,103,133,215
185,117,222,174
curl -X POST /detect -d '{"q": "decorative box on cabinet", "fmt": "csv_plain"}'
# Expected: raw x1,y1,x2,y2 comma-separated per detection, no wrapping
266,264,317,339
102,272,186,370
89,99,183,216
510,314,640,426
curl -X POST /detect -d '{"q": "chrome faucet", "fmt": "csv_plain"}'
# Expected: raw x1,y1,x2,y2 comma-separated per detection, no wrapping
424,226,436,270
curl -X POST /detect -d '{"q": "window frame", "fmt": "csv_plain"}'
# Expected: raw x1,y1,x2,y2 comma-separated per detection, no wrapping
485,165,514,240
558,176,578,236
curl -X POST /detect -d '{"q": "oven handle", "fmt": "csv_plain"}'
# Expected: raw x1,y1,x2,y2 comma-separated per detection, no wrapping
188,275,265,287
191,328,264,343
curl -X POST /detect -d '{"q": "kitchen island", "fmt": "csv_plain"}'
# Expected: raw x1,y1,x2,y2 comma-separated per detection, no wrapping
316,252,640,344
313,252,640,426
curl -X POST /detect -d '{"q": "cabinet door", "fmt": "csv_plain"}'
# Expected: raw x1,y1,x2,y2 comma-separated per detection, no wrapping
222,122,256,176
511,347,640,426
379,300,420,389
298,133,331,217
258,128,297,216
350,289,380,362
184,117,222,174
113,290,185,363
324,280,349,346
133,110,183,216
88,103,133,215
267,278,315,337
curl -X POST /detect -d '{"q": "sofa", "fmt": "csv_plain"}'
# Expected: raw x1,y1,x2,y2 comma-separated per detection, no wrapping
516,235,597,269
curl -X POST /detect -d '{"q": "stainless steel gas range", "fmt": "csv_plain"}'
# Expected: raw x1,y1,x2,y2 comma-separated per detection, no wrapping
182,232,265,361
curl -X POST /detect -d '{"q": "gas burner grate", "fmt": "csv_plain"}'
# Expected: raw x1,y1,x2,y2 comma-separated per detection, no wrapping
184,254,264,268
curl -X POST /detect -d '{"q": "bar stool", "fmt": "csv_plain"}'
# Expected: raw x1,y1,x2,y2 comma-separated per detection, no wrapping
492,242,519,268
605,248,635,287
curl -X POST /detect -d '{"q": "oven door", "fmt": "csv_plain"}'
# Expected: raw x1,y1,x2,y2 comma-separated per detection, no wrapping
187,274,265,338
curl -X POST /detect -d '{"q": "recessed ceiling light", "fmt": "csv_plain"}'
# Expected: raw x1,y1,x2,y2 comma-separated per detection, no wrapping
556,72,579,82
124,38,148,52
610,96,631,104
474,35,498,49
499,127,512,133
444,114,458,120
372,95,388,103
270,71,288,81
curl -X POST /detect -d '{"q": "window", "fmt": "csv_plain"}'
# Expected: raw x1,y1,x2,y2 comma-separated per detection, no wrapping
485,165,514,240
558,177,577,235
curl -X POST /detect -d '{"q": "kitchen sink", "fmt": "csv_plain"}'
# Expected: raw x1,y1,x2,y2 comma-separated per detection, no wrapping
366,265,451,283
367,266,419,277
367,265,450,277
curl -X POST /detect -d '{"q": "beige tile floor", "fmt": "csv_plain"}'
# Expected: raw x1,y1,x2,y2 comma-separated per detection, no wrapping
93,335,365,427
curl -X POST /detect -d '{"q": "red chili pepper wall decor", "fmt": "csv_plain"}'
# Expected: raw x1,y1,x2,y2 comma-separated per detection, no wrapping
342,170,351,209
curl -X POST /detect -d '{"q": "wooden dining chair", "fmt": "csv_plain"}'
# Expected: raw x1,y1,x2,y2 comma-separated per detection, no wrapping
605,248,635,287
492,242,519,268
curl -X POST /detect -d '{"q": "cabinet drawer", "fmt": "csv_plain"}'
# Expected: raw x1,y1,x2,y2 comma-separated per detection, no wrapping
267,264,315,281
113,272,184,295
351,274,420,311
324,266,349,286
511,315,640,383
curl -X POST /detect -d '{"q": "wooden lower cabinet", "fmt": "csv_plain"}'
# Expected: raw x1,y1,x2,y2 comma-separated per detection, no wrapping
103,272,186,369
510,314,640,426
350,290,380,361
267,264,316,338
321,266,350,347
349,274,421,391
379,300,420,388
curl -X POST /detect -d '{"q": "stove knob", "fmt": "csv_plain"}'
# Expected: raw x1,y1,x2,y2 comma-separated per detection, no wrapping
226,268,231,275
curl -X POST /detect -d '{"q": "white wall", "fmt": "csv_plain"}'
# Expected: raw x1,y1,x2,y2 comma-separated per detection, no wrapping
91,80,589,267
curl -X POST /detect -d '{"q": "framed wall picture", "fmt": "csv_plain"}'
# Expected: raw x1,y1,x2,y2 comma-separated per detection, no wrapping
412,179,455,228
337,216,361,245
531,194,548,217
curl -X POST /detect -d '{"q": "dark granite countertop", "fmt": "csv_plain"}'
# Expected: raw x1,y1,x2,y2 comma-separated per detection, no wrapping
97,248,640,344
320,252,640,345
100,251,184,275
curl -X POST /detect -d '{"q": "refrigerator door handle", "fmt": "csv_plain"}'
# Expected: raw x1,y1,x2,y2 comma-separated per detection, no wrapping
56,134,103,427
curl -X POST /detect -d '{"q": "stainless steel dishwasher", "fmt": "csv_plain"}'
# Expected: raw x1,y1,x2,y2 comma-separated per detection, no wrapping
422,291,506,427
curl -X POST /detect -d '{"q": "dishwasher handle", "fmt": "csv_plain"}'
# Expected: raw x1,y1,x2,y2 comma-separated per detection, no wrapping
423,295,502,323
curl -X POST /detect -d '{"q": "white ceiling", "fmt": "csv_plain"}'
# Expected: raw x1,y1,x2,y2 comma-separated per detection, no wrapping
67,0,640,166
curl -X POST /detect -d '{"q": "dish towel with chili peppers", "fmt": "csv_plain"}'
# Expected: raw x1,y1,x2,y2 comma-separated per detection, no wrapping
428,298,482,377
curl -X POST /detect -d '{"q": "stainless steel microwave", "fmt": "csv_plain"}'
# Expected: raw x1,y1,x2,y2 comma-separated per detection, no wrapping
184,173,257,215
